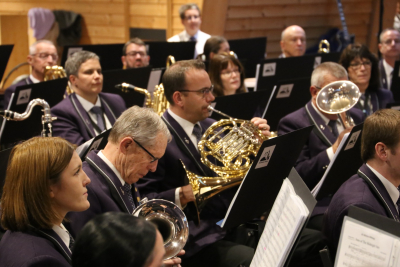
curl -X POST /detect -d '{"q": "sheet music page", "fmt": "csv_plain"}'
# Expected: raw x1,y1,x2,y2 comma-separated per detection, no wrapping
311,132,350,196
250,179,308,267
335,217,400,267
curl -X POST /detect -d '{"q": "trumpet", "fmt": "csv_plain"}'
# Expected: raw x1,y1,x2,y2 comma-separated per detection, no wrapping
0,99,57,137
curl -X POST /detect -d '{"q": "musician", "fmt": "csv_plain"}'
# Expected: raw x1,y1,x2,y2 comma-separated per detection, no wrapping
51,51,126,145
3,40,57,108
378,29,400,90
136,59,270,267
121,38,150,69
339,43,393,115
323,109,400,256
72,213,182,267
201,36,230,61
278,62,365,190
0,137,91,267
167,3,211,58
279,25,306,58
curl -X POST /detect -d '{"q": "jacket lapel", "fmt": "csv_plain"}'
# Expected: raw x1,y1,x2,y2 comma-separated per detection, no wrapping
305,101,336,146
99,93,117,125
70,93,96,138
380,60,388,89
32,228,72,264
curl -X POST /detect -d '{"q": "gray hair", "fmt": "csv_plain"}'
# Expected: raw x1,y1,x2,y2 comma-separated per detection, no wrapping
65,51,100,77
379,28,400,43
108,106,171,146
122,37,148,55
311,62,348,88
179,3,201,19
29,40,55,55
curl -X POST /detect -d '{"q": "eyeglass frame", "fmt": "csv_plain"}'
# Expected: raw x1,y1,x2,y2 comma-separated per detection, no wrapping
349,60,372,70
221,69,241,77
178,85,214,97
133,139,159,163
125,51,147,57
381,39,400,45
31,53,58,60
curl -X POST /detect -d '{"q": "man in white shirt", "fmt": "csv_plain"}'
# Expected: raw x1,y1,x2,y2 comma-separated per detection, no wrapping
378,28,400,90
4,40,58,108
51,51,126,145
167,3,210,58
279,25,306,58
323,109,400,255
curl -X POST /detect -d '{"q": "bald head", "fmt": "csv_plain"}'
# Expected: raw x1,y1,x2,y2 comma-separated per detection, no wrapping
280,25,306,57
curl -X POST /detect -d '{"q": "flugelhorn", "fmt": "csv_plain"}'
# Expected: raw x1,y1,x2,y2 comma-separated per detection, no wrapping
133,198,188,260
183,105,269,223
316,80,361,128
0,99,57,137
115,83,169,116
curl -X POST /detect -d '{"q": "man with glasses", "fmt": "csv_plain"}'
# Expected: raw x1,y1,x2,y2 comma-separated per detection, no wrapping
378,28,400,89
168,3,211,58
4,40,58,108
137,59,270,267
66,106,184,267
121,38,150,69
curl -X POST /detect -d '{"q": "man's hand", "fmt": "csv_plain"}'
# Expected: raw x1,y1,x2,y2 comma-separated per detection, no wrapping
251,117,271,137
331,127,353,154
163,250,185,267
179,185,195,207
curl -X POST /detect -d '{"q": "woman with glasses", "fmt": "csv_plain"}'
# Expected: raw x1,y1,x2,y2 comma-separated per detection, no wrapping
339,43,393,115
208,53,247,97
0,137,91,267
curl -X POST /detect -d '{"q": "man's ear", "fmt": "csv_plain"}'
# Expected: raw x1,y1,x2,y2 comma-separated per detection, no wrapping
310,85,319,99
27,55,33,65
172,91,184,107
375,142,388,161
119,137,133,154
69,75,77,87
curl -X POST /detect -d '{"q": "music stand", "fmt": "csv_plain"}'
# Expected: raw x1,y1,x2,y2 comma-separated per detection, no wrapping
146,41,196,68
390,60,400,101
76,129,111,161
229,37,267,78
102,67,152,108
0,78,67,145
0,45,13,82
61,44,124,70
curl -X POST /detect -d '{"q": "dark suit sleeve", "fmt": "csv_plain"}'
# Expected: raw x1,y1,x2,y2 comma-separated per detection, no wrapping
51,105,86,146
25,256,71,267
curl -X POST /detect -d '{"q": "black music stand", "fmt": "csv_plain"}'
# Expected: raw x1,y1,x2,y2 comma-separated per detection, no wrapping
102,67,152,108
0,45,13,82
76,129,111,161
61,44,124,70
390,60,400,101
255,52,341,92
262,77,311,130
146,41,196,68
229,37,267,78
0,78,67,145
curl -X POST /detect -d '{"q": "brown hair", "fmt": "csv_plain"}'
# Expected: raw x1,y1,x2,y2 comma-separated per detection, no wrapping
1,137,75,231
361,109,400,162
208,53,246,97
203,36,228,61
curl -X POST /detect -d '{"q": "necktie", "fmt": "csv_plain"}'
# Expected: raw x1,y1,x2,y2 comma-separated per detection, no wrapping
328,120,338,138
122,183,136,210
396,188,400,216
189,36,196,42
359,94,371,116
68,231,74,251
193,124,202,144
90,106,105,131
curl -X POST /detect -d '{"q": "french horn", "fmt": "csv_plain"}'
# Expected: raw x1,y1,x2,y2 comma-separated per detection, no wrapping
183,106,269,222
316,80,361,128
133,198,188,260
0,98,57,137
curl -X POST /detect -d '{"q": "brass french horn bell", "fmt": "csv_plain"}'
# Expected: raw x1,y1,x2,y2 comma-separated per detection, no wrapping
316,80,361,128
318,39,330,53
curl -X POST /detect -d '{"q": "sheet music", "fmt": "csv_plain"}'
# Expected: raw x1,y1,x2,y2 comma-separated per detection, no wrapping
250,179,308,267
311,132,350,196
335,217,400,267
147,69,162,95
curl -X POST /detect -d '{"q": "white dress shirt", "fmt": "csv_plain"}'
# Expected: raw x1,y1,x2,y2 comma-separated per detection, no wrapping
52,223,71,252
168,30,211,58
29,74,40,84
97,150,128,188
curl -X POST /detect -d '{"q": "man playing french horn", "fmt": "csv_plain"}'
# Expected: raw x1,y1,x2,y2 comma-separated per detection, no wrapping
137,59,271,267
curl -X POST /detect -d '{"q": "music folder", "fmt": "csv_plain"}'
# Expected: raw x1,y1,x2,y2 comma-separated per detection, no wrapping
146,41,196,67
221,125,314,230
0,78,67,145
0,45,13,82
102,67,152,108
76,129,111,161
312,123,364,200
209,90,271,121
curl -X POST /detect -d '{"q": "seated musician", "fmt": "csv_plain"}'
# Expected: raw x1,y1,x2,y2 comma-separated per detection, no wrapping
200,35,230,61
0,137,91,267
3,40,57,108
378,28,400,90
51,51,126,145
65,106,182,267
72,213,183,267
136,59,270,267
121,37,150,69
323,109,400,256
279,25,306,58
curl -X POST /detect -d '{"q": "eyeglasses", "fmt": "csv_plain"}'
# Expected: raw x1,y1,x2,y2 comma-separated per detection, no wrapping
178,85,214,97
382,39,400,45
221,69,240,77
126,51,146,57
133,139,159,163
32,53,58,60
349,61,372,70
184,15,199,21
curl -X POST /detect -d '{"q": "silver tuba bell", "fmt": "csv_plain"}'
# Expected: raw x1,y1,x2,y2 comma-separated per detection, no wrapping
132,198,189,260
316,80,361,128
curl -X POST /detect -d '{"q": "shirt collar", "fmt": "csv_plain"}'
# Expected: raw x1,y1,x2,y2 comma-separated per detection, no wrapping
383,59,394,74
97,150,128,187
75,94,101,113
366,163,400,209
167,108,200,139
183,30,199,40
52,223,70,252
29,74,40,84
